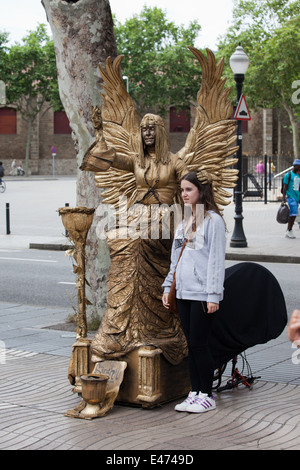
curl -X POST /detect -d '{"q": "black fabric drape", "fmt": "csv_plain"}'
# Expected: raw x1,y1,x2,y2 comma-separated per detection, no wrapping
210,262,287,368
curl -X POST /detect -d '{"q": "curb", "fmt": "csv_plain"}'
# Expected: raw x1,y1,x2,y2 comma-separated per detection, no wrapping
29,242,300,264
225,253,300,264
29,243,72,251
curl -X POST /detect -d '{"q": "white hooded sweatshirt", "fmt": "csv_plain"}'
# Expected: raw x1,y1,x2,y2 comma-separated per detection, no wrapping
162,211,226,304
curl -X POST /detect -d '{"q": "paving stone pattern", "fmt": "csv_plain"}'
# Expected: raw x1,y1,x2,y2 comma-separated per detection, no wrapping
1,302,300,450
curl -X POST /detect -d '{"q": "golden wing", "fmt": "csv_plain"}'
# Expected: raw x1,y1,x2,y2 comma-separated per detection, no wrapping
81,55,140,208
178,47,239,209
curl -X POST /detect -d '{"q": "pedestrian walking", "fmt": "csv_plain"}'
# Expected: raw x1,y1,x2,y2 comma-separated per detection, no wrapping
256,160,265,186
282,159,300,238
267,160,275,189
162,171,226,413
9,159,16,175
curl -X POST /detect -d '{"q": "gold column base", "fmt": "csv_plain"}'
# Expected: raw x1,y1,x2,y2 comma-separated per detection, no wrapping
136,346,163,403
117,346,190,408
67,337,93,394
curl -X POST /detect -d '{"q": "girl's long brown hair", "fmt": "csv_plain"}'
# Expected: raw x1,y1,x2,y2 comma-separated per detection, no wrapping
180,172,224,220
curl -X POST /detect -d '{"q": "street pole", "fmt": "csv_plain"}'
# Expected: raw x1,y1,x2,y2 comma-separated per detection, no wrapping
264,153,268,204
229,46,249,248
122,75,129,93
51,146,57,178
52,153,56,177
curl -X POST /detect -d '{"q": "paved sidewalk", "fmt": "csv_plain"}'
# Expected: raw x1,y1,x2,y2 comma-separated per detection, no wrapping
1,176,300,451
225,199,300,264
1,299,300,451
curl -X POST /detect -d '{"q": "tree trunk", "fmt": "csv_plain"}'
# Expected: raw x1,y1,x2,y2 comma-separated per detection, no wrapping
291,120,300,159
42,0,118,322
281,93,300,159
276,109,282,172
25,119,32,177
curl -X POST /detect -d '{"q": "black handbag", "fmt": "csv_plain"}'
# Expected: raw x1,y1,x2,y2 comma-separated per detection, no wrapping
276,203,289,224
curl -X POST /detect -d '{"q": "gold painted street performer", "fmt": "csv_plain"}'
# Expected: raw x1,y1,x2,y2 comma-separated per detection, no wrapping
80,48,239,366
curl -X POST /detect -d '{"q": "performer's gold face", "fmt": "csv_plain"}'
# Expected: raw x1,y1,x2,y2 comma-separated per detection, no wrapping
141,124,156,147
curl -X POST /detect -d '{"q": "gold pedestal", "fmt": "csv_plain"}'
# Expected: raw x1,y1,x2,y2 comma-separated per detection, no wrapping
67,341,190,417
116,346,190,408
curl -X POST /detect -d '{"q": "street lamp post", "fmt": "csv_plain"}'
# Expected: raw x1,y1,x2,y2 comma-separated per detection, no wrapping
230,45,249,248
122,75,129,93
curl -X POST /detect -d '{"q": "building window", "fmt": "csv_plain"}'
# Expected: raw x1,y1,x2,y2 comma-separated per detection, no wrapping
54,110,72,134
170,106,190,133
0,107,17,134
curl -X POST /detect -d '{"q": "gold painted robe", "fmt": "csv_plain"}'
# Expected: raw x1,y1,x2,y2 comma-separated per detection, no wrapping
91,152,188,364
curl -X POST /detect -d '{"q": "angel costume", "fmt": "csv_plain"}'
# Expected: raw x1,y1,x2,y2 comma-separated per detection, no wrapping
81,48,239,365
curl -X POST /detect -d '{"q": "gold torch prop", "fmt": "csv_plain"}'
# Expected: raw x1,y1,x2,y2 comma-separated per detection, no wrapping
58,206,95,395
59,206,128,419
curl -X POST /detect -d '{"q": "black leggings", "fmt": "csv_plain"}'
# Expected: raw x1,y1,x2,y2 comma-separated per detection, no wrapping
177,299,216,396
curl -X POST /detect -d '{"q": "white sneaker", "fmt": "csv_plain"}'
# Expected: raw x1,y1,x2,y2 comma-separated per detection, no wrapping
186,393,216,413
174,391,200,411
285,230,296,239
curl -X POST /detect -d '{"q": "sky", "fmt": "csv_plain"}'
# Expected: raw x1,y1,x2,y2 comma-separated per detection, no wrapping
1,0,235,50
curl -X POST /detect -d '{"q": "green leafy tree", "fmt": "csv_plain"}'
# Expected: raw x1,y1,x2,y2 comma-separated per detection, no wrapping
0,31,9,64
113,6,202,116
217,0,300,157
0,32,10,103
1,24,61,175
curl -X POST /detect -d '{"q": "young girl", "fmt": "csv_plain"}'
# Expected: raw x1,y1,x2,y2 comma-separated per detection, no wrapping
162,171,226,413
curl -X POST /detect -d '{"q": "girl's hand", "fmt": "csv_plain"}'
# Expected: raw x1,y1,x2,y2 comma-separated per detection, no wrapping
207,302,219,314
162,293,170,309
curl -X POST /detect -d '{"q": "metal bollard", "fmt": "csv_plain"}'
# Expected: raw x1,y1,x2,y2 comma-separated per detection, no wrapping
6,203,10,235
65,203,69,237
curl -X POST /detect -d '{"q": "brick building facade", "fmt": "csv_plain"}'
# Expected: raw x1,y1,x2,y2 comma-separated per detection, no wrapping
0,103,295,176
0,105,77,175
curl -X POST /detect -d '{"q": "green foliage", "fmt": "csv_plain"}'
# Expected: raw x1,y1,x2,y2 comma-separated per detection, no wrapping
217,0,300,155
0,31,9,52
113,6,202,116
217,0,300,106
0,32,10,82
2,24,61,119
0,24,62,174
